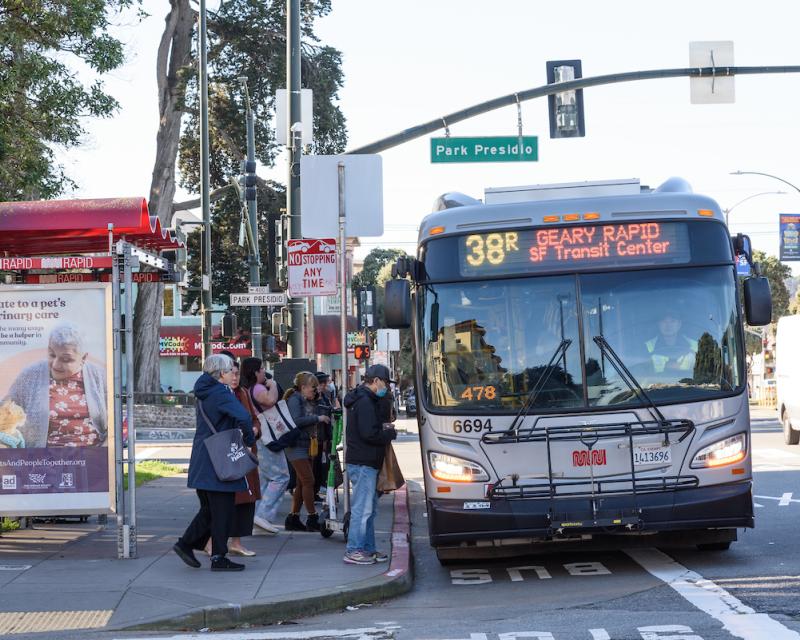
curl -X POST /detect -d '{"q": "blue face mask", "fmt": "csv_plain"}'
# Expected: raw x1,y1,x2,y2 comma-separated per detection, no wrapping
376,386,388,398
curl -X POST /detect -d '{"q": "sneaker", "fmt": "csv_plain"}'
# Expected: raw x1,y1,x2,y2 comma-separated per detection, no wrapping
305,513,321,532
371,550,389,563
343,550,377,565
173,541,201,568
284,513,307,532
253,516,280,534
210,555,245,572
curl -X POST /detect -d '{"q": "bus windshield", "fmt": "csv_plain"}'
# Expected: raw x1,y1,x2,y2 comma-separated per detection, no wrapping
419,266,743,413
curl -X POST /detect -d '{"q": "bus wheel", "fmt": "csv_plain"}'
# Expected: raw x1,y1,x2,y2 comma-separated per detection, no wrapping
783,412,800,445
696,541,731,551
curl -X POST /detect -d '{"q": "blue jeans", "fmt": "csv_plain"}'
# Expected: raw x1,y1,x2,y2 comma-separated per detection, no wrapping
346,463,379,553
255,440,290,523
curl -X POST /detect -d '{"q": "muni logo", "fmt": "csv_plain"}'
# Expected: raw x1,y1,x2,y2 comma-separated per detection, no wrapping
572,449,607,467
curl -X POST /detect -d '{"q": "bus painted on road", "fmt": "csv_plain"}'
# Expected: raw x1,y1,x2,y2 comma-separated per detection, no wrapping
386,178,772,562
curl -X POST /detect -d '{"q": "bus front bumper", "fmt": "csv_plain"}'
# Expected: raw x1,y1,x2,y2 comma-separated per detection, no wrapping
427,481,754,546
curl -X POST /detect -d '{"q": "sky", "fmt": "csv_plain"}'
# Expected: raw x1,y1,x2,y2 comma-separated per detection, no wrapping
64,0,800,267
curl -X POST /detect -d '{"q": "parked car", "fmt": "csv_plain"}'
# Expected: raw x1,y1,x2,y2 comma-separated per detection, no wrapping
405,389,416,417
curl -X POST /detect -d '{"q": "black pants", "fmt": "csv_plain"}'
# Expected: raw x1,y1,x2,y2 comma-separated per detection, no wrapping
180,489,236,557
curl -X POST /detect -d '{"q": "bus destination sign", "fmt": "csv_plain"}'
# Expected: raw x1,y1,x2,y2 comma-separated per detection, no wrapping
459,222,691,276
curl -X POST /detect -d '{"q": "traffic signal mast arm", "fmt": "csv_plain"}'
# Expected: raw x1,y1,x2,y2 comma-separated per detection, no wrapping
347,65,800,155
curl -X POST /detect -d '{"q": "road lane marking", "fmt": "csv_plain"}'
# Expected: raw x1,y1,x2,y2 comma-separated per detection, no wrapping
627,548,800,640
111,627,398,639
755,494,800,506
589,630,611,640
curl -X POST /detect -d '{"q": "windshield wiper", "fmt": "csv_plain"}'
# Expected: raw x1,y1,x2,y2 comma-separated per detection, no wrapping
592,335,666,426
507,338,571,433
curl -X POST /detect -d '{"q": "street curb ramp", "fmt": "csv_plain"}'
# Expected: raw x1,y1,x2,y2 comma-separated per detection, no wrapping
116,484,413,631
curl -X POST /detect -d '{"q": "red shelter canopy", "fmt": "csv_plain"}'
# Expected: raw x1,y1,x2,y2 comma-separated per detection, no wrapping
0,198,183,255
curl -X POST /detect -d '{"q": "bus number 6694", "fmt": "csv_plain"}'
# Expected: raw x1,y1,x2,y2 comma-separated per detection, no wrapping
453,419,492,433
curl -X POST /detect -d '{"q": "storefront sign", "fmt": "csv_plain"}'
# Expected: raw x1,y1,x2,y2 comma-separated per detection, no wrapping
0,283,115,516
159,326,251,358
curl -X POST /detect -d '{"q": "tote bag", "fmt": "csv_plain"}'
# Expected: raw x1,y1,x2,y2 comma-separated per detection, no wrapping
258,399,298,445
377,442,405,493
197,399,258,482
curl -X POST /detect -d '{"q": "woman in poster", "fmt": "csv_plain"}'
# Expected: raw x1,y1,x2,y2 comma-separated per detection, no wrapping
4,323,107,448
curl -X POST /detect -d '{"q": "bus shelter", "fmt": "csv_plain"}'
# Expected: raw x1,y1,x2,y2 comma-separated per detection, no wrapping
0,197,184,558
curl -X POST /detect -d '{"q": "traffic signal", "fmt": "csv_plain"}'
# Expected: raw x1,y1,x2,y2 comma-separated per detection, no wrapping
244,159,257,203
354,344,371,361
546,60,586,138
222,311,238,339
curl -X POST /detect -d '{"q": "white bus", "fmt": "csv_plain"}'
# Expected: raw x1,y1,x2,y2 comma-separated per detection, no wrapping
386,178,772,563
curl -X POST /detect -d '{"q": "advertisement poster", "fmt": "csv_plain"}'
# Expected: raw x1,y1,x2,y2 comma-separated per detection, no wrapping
0,284,115,516
779,214,800,261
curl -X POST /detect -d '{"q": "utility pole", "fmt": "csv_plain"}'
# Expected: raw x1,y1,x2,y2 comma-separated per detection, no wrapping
199,0,212,361
286,0,304,357
240,78,262,358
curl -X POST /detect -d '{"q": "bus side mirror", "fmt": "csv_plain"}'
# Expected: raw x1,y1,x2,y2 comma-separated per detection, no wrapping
384,279,411,329
743,275,772,326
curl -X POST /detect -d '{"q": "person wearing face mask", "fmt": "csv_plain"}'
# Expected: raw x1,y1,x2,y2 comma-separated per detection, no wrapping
342,364,398,565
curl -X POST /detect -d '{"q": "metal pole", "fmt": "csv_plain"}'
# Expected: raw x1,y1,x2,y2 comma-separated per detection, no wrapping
110,234,125,559
123,245,137,558
286,0,304,356
199,0,213,361
347,65,800,155
338,161,350,516
245,92,262,358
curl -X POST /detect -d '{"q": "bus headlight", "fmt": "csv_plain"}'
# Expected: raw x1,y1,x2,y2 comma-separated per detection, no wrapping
690,433,746,468
429,452,489,483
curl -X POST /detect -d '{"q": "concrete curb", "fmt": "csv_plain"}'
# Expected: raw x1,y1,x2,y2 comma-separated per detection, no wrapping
114,484,413,632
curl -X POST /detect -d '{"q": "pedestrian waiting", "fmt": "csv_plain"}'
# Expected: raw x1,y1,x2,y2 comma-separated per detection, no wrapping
240,356,288,535
173,354,256,572
342,364,397,565
282,372,330,532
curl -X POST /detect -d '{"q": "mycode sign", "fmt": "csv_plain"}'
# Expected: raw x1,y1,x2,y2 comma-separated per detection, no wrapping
430,136,538,163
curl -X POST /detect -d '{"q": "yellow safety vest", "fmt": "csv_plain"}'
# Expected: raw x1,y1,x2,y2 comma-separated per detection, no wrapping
645,336,698,373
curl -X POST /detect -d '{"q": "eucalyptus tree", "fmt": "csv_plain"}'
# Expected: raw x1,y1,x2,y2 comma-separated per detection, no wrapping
134,0,347,391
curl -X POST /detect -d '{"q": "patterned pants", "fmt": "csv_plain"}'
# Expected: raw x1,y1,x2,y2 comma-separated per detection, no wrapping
254,439,290,523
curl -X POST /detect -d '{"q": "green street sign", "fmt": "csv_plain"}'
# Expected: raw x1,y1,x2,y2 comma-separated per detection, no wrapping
430,136,538,163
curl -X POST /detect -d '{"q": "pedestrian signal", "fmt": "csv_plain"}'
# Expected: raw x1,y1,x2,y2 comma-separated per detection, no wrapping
354,344,370,361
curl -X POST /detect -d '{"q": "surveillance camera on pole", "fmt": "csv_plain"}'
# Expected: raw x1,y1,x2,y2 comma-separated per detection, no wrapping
546,60,586,138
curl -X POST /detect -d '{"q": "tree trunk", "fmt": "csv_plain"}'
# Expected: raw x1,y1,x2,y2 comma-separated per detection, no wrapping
133,0,194,393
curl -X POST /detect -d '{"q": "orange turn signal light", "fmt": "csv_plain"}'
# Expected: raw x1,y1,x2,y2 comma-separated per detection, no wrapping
563,214,580,222
698,209,715,217
583,212,601,220
436,486,451,493
543,215,560,223
429,226,446,235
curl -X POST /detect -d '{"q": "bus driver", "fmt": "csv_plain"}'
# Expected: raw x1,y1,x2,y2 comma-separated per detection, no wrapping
645,307,698,374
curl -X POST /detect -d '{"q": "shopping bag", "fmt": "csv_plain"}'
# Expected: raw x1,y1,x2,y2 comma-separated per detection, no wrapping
377,442,405,493
197,400,258,482
258,400,298,445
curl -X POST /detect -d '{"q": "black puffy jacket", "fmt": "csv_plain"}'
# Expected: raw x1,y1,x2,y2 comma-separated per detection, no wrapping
344,385,396,469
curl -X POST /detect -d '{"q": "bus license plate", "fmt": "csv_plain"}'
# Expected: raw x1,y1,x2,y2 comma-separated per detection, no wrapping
633,444,672,466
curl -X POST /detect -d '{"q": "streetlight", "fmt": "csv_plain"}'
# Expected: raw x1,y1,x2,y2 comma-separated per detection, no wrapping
731,170,800,194
723,190,785,226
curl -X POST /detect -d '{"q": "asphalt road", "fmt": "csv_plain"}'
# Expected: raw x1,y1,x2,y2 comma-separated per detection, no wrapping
101,411,800,640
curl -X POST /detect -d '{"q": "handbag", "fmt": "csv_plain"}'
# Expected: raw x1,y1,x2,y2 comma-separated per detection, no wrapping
377,442,405,493
258,399,298,445
197,399,258,482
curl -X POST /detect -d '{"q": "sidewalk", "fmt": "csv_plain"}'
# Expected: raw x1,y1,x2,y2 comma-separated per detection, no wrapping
0,476,412,635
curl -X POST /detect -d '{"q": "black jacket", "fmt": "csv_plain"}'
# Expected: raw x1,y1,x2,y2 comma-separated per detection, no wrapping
344,385,396,469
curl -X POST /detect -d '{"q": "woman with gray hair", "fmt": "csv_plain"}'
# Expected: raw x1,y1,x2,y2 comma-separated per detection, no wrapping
173,354,256,573
5,323,107,448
